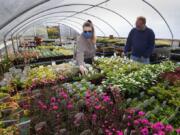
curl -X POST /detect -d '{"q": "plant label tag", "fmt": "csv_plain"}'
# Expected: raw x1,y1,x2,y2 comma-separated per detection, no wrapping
52,61,56,66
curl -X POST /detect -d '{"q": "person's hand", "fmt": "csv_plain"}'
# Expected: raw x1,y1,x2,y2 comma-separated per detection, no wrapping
79,65,88,75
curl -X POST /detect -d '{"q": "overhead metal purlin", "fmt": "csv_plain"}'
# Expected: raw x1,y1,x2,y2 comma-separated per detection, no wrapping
12,12,110,38
12,10,114,37
11,10,121,38
0,0,50,30
17,15,106,37
142,0,174,45
62,0,110,21
4,3,133,40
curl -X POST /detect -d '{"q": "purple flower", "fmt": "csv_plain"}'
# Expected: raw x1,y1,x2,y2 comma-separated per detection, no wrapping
140,127,149,135
128,115,131,119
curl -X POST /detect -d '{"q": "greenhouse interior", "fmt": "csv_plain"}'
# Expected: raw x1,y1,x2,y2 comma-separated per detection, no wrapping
0,0,180,135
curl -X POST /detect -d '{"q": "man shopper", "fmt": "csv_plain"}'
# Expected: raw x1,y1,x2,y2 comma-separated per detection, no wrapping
124,16,155,64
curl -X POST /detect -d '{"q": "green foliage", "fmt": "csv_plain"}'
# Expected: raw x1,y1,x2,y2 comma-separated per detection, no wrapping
95,57,175,95
147,83,180,107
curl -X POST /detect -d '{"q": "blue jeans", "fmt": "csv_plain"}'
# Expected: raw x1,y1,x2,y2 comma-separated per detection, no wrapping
131,55,150,64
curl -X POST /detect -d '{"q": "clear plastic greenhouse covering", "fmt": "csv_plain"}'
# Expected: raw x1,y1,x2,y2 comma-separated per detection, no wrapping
0,0,180,42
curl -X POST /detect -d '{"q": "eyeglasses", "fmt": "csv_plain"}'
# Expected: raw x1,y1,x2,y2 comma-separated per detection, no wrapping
84,31,92,33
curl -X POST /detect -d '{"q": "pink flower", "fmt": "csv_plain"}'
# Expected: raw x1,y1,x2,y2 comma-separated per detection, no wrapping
105,129,110,133
85,91,91,98
95,105,101,110
60,91,68,99
116,130,123,135
176,128,180,134
152,122,164,131
67,103,73,109
140,127,149,135
138,111,145,116
134,120,140,125
50,97,56,103
157,131,165,135
127,122,131,126
128,115,131,119
110,101,113,105
165,125,173,132
57,99,61,103
42,105,47,109
140,119,150,125
103,95,110,102
52,105,58,110
38,101,47,110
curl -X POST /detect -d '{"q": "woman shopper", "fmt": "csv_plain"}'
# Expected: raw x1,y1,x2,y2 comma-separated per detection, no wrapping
75,20,96,74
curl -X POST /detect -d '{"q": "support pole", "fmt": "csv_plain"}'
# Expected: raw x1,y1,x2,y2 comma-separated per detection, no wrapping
3,40,8,59
11,36,16,54
58,24,62,46
16,36,19,52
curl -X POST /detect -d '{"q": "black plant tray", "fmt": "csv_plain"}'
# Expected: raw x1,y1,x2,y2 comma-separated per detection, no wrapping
13,55,73,66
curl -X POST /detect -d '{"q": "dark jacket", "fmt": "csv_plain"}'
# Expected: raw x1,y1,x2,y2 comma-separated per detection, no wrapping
124,27,155,58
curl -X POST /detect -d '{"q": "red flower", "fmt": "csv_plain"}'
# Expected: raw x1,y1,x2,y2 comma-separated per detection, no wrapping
52,105,58,110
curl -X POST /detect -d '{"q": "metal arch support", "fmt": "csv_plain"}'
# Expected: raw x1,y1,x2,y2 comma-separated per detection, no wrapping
62,0,110,21
17,15,106,37
4,3,133,40
0,0,50,30
83,12,120,37
142,0,174,44
11,11,117,38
